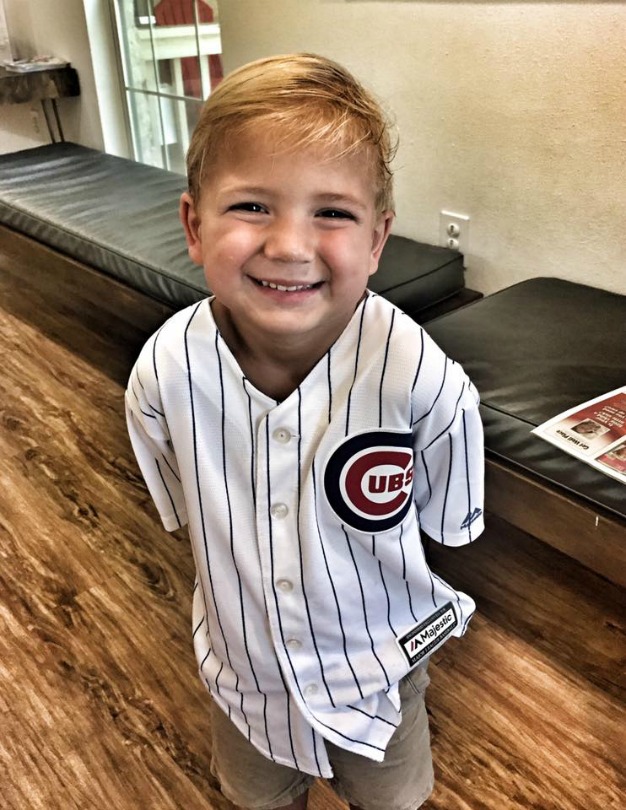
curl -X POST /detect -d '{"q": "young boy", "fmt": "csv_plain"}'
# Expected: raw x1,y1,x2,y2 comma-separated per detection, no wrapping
125,53,484,810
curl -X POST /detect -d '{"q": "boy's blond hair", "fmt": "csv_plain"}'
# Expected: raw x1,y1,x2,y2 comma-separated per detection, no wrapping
186,53,396,213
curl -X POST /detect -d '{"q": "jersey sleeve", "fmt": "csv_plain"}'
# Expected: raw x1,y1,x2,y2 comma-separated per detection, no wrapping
411,334,484,546
125,339,188,532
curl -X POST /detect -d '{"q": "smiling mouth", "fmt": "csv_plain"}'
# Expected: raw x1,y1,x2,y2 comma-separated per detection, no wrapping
254,278,323,292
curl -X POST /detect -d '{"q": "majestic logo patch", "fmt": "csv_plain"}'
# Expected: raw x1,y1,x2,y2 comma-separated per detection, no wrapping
397,603,458,666
324,431,414,533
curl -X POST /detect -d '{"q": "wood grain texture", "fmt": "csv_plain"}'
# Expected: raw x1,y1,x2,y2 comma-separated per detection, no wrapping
0,229,624,809
485,460,626,588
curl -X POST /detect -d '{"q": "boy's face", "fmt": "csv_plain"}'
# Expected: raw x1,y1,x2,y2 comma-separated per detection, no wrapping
180,128,393,353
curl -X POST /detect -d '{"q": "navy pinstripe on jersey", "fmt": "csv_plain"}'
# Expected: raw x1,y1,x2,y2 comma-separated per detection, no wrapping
125,291,484,777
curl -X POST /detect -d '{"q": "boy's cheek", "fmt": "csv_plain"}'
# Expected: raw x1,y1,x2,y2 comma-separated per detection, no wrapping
219,229,264,261
185,224,228,267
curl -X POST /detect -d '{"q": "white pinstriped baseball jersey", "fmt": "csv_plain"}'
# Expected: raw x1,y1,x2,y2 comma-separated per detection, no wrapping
125,290,484,778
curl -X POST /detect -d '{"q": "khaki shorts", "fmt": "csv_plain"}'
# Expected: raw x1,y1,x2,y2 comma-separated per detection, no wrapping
209,663,434,810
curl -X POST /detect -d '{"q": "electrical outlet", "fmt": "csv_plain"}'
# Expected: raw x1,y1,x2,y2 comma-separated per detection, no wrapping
30,105,41,135
439,211,470,254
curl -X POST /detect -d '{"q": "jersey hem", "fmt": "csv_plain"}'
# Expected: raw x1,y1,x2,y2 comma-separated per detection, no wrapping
162,510,188,532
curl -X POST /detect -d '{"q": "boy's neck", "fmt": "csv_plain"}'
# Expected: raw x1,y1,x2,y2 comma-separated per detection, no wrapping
211,301,339,401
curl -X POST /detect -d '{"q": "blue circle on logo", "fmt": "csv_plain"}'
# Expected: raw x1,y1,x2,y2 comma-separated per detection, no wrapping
324,431,414,533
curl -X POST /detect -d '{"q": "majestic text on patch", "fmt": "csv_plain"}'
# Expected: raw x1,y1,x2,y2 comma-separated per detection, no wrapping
397,603,458,665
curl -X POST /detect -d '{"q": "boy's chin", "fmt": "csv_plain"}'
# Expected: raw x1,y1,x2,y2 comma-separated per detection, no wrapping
243,308,350,340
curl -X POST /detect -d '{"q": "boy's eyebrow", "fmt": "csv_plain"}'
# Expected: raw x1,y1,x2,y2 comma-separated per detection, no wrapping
219,184,270,197
314,193,368,211
219,185,369,211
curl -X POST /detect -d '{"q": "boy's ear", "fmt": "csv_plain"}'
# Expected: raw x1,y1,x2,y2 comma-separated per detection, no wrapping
180,191,204,266
368,211,395,277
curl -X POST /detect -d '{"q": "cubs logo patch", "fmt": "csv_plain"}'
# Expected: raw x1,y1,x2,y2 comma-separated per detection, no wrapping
324,431,414,533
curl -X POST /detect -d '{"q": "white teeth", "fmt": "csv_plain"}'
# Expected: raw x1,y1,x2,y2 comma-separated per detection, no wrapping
258,280,315,292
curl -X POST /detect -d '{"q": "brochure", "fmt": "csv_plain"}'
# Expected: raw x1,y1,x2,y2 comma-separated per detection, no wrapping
532,387,626,485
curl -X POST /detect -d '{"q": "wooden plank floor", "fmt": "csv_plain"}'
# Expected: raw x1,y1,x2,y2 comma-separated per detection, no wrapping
0,232,624,810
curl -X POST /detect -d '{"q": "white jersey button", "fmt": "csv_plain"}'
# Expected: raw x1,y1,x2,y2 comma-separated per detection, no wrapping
270,503,289,519
304,683,319,696
276,579,293,592
272,428,292,444
286,638,302,650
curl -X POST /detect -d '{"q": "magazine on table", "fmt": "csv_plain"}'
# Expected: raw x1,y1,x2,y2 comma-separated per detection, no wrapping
532,386,626,485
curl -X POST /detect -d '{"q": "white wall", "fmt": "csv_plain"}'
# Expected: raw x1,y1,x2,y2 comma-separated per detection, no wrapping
219,1,626,296
1,0,104,152
1,0,624,297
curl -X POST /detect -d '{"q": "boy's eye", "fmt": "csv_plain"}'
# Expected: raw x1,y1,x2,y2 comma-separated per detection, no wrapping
317,208,356,220
229,202,266,213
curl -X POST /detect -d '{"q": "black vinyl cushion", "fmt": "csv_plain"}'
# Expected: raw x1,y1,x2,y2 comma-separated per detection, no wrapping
424,277,626,520
0,142,465,315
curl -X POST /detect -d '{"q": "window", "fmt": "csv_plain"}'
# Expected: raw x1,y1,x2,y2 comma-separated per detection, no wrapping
111,0,223,173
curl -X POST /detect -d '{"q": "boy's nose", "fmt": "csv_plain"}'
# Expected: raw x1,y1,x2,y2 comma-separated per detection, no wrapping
263,217,314,263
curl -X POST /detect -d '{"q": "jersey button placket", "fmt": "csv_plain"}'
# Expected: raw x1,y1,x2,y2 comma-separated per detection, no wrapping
276,578,293,593
304,683,319,698
270,502,289,520
266,413,308,692
272,427,292,444
271,489,305,677
286,638,302,650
